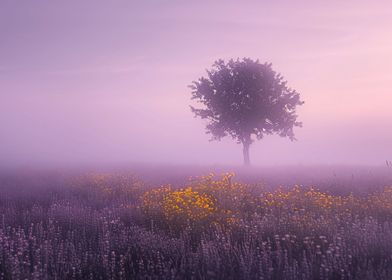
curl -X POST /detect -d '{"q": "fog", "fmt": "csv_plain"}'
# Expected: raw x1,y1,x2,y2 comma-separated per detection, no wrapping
1,0,392,167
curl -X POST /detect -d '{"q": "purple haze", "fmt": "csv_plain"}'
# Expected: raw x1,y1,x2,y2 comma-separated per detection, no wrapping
1,0,392,167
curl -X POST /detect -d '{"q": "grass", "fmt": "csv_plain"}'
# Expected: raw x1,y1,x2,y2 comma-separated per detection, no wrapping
0,167,392,279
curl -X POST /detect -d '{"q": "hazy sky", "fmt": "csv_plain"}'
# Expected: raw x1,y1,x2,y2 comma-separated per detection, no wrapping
1,0,392,166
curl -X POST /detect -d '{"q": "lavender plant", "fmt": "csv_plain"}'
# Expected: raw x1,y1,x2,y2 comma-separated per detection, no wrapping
0,171,391,279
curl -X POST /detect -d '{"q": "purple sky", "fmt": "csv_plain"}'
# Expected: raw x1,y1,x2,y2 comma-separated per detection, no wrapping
1,0,392,166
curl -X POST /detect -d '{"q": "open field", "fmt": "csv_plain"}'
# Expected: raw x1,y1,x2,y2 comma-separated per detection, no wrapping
1,165,392,279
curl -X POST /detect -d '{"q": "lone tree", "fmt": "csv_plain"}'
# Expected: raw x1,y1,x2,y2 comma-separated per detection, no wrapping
189,58,304,166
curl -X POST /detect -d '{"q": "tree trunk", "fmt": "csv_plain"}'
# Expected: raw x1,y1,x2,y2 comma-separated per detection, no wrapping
242,141,251,166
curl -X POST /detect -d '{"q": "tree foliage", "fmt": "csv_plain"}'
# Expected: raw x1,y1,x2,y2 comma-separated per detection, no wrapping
189,58,304,164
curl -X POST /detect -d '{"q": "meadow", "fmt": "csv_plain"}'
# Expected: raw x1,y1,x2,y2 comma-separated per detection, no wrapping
0,165,392,280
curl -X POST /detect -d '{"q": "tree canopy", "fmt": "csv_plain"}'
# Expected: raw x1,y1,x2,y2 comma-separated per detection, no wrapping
189,58,304,165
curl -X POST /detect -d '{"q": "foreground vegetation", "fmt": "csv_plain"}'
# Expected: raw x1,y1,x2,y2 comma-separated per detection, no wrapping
1,171,392,279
